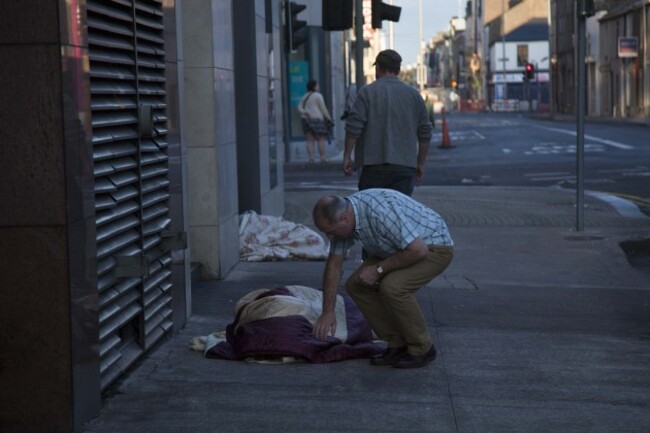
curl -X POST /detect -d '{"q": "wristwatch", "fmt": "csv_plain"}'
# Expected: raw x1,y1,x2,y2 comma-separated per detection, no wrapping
376,265,384,275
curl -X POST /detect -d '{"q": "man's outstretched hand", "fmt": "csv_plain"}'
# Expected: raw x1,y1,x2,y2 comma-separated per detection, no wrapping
313,311,337,340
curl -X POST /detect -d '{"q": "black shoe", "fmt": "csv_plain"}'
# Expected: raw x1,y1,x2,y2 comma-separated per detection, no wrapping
369,346,407,366
393,345,437,369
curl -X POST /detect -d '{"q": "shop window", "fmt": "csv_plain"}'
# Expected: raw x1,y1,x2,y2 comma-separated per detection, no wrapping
517,44,529,67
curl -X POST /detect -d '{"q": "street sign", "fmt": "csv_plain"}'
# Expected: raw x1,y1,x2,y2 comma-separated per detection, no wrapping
493,73,549,83
618,37,639,58
362,0,374,40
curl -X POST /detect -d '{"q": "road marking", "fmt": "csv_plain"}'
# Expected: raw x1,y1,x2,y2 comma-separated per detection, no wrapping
432,130,485,140
595,166,650,178
531,125,634,149
612,193,650,206
463,121,518,127
529,175,576,182
524,171,571,177
586,191,650,219
524,142,607,154
598,166,648,174
523,171,574,182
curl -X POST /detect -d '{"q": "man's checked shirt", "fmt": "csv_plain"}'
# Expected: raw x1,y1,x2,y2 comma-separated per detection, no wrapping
330,189,453,259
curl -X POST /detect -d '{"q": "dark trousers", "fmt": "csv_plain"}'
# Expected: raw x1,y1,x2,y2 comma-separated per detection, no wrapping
358,164,416,196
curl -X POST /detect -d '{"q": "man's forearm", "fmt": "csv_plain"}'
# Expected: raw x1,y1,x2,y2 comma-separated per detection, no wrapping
321,256,343,313
417,139,430,165
377,238,428,273
344,134,357,159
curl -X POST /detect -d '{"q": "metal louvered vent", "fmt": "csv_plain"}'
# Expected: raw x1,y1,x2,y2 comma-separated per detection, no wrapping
88,0,173,390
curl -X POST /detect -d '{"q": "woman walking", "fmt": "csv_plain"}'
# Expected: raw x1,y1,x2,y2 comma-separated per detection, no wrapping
298,79,332,163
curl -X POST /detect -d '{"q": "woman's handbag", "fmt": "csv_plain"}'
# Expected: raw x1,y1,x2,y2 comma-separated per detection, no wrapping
300,92,313,132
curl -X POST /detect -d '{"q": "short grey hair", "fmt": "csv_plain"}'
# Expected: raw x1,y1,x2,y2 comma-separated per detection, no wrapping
313,195,348,225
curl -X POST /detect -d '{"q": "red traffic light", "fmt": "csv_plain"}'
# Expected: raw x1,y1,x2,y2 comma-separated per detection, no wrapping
525,63,534,79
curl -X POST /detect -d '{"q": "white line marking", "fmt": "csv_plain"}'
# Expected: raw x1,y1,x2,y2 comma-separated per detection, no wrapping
586,191,650,219
529,175,576,182
598,167,648,174
524,171,571,177
532,125,634,150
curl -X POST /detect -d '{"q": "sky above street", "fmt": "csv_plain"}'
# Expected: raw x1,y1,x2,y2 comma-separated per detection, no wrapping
389,0,461,65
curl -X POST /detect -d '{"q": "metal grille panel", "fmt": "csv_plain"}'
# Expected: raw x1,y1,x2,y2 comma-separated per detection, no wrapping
88,0,172,390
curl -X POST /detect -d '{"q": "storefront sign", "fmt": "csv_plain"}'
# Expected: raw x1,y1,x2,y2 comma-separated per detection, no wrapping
362,0,374,40
493,72,549,83
618,36,639,58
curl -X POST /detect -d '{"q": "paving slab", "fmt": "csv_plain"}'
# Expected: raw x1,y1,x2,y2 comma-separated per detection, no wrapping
83,186,650,433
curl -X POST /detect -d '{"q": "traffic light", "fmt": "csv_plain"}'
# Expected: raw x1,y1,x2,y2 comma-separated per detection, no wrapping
579,0,595,16
371,0,401,29
285,1,307,52
525,63,535,80
322,0,353,31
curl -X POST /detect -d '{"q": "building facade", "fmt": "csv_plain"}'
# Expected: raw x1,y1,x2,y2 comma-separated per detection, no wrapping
549,0,649,119
597,0,650,118
0,0,348,431
483,0,549,110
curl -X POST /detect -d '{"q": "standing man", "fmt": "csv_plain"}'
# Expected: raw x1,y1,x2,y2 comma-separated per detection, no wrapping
312,189,454,368
343,49,433,196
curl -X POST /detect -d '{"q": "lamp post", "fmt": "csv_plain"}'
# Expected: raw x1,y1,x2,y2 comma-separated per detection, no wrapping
355,0,364,88
500,0,507,100
575,0,594,231
536,56,548,111
389,0,394,49
418,0,424,91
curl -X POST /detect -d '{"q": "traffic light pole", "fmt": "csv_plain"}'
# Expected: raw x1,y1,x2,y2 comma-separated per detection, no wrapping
355,0,364,88
575,0,593,231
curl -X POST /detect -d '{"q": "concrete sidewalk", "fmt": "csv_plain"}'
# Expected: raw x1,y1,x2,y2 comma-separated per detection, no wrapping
83,186,650,433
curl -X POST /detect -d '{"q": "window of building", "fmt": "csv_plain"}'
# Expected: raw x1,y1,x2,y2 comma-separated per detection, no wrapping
517,44,529,66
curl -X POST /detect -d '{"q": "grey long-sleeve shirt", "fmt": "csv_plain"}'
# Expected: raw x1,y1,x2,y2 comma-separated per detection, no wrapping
345,75,433,169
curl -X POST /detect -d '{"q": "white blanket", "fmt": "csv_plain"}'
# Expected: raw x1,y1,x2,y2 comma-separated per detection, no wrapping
239,211,328,261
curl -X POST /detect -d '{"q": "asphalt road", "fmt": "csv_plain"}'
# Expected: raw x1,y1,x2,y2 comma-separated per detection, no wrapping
286,112,650,216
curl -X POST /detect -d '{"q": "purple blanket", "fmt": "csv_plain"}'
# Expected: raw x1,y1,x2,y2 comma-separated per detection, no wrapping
205,286,384,363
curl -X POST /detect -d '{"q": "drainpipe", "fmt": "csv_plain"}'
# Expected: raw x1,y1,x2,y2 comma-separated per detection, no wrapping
643,1,650,113
355,0,364,88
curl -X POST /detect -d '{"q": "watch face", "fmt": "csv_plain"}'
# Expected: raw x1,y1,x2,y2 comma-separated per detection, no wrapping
377,266,383,274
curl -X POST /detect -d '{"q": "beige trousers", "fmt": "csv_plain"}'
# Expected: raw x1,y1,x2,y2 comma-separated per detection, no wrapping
346,245,453,356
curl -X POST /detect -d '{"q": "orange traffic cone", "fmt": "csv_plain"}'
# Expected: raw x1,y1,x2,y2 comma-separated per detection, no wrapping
438,108,454,149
